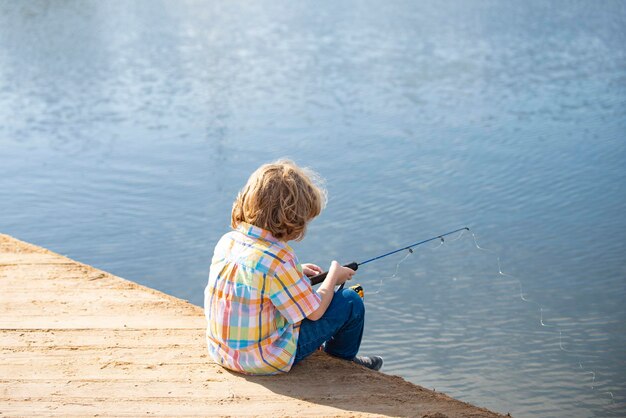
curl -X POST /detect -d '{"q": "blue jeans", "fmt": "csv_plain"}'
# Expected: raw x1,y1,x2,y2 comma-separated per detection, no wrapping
294,288,365,364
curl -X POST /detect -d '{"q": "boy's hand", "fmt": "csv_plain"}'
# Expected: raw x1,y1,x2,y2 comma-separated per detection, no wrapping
302,263,323,277
328,260,355,285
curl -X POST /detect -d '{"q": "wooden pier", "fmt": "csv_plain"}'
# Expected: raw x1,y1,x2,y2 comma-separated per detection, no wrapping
0,234,504,417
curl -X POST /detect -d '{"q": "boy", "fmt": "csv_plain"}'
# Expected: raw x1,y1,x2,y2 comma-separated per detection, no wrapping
204,159,383,375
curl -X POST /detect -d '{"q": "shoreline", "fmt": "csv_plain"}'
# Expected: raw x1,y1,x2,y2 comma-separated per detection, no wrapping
0,233,506,417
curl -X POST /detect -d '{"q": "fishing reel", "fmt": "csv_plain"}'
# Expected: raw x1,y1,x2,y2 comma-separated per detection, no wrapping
349,284,364,299
336,282,364,299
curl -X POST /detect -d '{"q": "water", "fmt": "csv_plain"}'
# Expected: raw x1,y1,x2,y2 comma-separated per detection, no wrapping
1,1,625,416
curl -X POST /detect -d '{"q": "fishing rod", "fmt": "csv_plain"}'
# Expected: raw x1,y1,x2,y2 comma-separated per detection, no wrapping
309,227,470,286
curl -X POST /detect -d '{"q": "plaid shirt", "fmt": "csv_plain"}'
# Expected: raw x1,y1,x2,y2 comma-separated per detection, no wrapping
204,222,321,375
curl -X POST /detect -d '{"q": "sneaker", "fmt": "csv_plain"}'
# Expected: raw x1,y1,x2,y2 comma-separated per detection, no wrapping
352,355,384,371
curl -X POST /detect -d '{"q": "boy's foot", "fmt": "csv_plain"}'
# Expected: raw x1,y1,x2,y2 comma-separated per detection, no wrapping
352,355,384,371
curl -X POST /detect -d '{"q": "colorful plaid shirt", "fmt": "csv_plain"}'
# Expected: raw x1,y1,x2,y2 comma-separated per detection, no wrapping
204,222,321,375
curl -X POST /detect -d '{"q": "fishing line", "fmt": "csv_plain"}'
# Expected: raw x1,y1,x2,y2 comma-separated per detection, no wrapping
357,227,469,267
322,229,466,323
368,249,414,295
309,227,469,286
356,229,616,406
312,226,619,408
559,331,573,353
365,230,462,295
461,232,615,405
470,233,530,302
446,228,469,243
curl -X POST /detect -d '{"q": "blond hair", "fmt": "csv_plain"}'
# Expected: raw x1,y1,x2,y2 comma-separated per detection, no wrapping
231,159,327,241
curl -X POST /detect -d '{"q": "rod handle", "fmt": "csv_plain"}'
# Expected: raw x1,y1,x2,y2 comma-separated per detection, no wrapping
309,262,358,286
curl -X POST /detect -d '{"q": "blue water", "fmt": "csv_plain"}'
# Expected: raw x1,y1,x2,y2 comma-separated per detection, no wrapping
1,1,625,416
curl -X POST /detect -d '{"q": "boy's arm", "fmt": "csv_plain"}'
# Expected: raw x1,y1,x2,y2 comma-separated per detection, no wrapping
306,261,354,321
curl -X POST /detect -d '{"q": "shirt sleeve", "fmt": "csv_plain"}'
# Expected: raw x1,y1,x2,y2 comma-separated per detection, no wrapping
270,258,322,324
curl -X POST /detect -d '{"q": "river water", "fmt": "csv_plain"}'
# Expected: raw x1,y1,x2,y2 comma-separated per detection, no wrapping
1,1,625,416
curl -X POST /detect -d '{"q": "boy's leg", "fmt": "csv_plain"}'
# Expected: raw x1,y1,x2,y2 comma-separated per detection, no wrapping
294,288,365,364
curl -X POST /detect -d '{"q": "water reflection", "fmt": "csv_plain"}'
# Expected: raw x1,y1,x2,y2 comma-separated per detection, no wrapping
1,1,625,416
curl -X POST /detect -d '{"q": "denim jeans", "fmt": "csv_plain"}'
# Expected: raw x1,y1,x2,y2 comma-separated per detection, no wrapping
294,288,365,364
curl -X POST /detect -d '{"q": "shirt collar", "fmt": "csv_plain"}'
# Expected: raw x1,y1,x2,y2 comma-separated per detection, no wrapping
236,222,284,246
